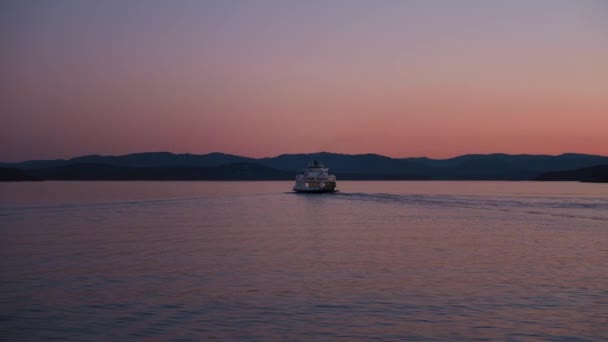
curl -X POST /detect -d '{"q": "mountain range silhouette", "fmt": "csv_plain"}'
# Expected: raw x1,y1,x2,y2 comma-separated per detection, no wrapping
1,152,607,182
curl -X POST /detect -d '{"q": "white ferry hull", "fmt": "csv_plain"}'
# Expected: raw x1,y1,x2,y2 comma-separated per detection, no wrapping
293,187,338,193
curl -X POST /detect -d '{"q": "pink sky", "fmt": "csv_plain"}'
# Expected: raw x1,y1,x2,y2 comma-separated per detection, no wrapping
1,1,607,161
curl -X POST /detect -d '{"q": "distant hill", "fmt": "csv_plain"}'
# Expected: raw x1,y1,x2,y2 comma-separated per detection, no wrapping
68,152,256,168
2,152,608,181
0,167,38,181
25,162,429,181
1,152,255,170
258,152,409,174
412,153,608,180
536,165,608,183
260,152,608,180
27,163,293,181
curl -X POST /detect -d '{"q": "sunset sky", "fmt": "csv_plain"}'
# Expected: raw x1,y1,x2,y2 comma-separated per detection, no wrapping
1,0,607,161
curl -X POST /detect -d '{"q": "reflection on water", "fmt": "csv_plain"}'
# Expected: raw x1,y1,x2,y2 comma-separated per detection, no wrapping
1,181,607,340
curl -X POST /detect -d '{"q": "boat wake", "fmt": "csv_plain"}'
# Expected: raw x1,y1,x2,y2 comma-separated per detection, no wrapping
333,192,608,222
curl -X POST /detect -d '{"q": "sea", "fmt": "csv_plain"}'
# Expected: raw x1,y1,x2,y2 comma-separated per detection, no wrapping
1,181,607,341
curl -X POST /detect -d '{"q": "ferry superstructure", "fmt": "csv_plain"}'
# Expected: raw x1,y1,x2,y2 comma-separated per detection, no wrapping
293,160,337,193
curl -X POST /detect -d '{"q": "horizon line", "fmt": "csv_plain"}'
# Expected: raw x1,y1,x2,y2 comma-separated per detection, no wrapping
2,150,607,164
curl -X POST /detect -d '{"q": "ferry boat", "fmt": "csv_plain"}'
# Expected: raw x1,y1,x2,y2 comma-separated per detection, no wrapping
293,160,337,193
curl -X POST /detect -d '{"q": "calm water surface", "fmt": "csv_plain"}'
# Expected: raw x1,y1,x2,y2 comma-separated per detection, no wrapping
1,181,607,340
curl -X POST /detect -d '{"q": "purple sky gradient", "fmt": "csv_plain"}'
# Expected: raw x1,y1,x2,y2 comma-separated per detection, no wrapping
1,0,607,161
